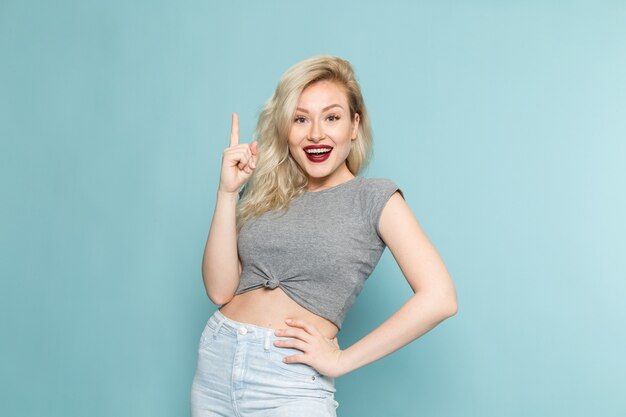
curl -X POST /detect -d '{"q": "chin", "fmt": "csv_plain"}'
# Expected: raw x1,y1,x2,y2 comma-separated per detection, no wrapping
304,168,335,179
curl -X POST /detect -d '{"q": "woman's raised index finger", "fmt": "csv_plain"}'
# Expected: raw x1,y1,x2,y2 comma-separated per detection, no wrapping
230,112,239,147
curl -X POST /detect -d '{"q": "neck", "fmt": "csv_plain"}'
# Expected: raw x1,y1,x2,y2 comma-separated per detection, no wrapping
305,167,355,192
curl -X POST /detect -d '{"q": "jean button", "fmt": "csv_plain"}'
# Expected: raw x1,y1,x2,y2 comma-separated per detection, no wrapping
238,326,248,335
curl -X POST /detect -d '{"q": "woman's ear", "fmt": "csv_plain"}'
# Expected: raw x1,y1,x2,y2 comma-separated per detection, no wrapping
351,113,360,140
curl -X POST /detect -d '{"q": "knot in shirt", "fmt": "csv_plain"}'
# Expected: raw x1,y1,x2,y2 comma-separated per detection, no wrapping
263,278,280,289
235,176,403,330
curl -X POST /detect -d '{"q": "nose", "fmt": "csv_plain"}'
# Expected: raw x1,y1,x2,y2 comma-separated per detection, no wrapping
308,119,325,142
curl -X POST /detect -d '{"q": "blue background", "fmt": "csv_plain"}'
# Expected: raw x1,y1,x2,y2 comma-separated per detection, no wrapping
2,1,625,416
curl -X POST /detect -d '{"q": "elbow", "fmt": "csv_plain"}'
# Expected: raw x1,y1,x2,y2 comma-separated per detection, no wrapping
442,293,458,318
207,290,235,306
439,277,458,318
445,299,458,318
202,260,241,306
201,270,238,305
415,289,458,319
203,277,236,305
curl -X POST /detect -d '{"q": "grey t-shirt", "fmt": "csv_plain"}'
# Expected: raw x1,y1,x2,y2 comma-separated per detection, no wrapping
236,176,404,331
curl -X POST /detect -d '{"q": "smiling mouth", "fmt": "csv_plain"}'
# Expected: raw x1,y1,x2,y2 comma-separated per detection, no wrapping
304,146,333,163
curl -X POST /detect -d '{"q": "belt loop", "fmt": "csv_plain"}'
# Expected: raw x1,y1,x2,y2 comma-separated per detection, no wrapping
213,313,226,339
264,330,271,350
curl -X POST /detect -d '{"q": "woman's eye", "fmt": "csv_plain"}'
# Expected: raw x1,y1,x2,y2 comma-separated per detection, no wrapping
294,116,306,123
327,114,340,122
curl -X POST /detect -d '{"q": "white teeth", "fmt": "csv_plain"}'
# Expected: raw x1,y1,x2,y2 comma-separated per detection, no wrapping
305,148,332,154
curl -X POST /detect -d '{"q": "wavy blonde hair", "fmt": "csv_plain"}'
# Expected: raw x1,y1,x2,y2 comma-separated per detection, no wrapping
236,55,373,230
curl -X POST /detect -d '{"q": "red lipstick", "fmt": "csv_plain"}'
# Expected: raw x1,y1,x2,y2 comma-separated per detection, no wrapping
303,145,333,163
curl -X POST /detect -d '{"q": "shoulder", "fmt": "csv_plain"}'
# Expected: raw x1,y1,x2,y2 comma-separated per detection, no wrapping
357,177,405,236
359,177,404,199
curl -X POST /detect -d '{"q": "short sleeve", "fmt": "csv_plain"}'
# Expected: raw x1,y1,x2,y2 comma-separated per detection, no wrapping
363,178,404,239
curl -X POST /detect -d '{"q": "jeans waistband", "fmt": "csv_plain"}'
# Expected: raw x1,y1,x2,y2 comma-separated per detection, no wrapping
209,308,281,342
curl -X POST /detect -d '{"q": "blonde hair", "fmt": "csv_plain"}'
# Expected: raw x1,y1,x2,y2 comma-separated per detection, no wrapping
236,55,373,230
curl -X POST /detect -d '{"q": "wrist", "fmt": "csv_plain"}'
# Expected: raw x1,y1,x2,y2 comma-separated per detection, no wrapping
336,349,354,377
217,188,240,200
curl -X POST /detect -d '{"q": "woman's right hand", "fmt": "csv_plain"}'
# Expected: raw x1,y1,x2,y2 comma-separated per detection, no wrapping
218,112,259,194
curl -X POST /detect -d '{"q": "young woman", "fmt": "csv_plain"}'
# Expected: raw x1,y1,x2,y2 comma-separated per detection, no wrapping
191,55,458,416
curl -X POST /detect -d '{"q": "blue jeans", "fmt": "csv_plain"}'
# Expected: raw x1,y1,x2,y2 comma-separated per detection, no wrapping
190,309,339,416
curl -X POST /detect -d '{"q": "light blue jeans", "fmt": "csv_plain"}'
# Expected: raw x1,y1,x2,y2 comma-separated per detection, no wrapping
190,309,339,416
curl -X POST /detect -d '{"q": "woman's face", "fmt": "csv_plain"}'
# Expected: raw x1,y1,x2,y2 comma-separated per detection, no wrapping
288,80,360,189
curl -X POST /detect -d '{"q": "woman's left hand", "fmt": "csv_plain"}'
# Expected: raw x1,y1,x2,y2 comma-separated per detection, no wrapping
274,318,345,378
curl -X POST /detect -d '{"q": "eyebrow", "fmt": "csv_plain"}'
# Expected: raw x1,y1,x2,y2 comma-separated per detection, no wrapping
295,104,344,113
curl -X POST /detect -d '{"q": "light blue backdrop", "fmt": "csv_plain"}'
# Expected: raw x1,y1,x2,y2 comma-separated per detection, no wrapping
2,1,625,416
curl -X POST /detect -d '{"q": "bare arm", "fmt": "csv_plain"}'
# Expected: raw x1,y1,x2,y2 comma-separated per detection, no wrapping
201,113,258,304
337,191,458,375
201,190,241,304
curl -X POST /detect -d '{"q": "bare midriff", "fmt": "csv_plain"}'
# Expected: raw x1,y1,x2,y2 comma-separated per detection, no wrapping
219,287,339,340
